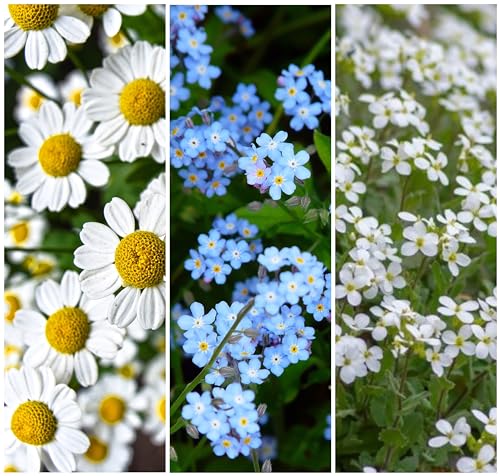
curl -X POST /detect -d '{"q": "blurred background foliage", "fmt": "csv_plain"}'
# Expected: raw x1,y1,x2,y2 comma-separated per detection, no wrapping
170,6,331,472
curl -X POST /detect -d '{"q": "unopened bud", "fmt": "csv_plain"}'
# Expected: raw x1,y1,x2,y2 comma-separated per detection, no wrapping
211,397,226,409
258,265,267,281
285,196,301,207
262,459,272,472
201,109,211,125
247,201,263,211
170,446,178,462
186,424,199,439
183,290,194,305
243,328,260,339
219,366,236,378
306,144,316,155
277,75,286,87
224,163,238,174
199,280,212,292
300,196,311,210
319,208,330,226
228,333,243,344
185,117,194,128
263,199,278,208
303,209,319,223
257,403,267,417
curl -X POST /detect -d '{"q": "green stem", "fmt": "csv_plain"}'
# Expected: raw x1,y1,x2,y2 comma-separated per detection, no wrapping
436,359,456,419
5,128,18,137
170,417,185,435
412,256,428,288
5,66,59,102
66,48,89,83
180,436,207,472
251,449,261,472
266,28,331,136
169,298,255,419
5,247,74,253
399,174,411,212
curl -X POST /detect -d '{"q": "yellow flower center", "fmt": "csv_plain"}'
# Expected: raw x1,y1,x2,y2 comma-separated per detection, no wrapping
110,32,126,46
274,176,284,185
222,439,232,448
290,344,299,354
118,363,135,379
9,221,29,245
156,396,166,423
69,88,83,106
114,231,165,288
23,256,54,277
9,4,58,31
99,395,126,424
27,91,43,110
4,465,19,472
45,307,90,354
84,435,108,462
78,5,109,16
4,293,21,323
11,401,57,445
119,78,165,126
8,191,24,204
38,133,82,177
199,341,208,352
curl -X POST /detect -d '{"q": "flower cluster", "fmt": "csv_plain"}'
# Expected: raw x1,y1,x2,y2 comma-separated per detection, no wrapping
215,6,255,38
184,213,261,283
238,131,311,200
275,63,331,131
182,384,262,459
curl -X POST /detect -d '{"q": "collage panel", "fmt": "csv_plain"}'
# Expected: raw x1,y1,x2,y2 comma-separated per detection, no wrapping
335,4,497,473
4,4,166,472
169,5,332,472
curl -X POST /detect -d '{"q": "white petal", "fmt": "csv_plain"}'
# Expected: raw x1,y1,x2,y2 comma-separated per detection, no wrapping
36,279,63,315
137,285,165,330
78,160,109,187
60,271,82,307
55,427,89,454
43,27,67,63
138,193,165,235
436,419,452,434
74,349,98,387
25,30,49,70
80,264,121,299
74,247,115,270
67,173,87,209
103,7,122,37
428,436,448,448
104,197,135,237
19,121,44,147
5,26,27,58
8,147,38,167
93,116,128,145
48,177,71,212
80,222,119,251
26,445,42,472
109,287,141,328
45,441,76,473
53,16,90,43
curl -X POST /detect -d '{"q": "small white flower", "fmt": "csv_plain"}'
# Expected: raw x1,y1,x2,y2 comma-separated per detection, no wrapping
442,326,476,357
414,152,449,185
401,222,439,257
472,408,496,436
456,444,496,473
471,322,496,359
425,345,453,377
428,417,470,448
380,143,412,176
335,267,370,306
438,296,478,323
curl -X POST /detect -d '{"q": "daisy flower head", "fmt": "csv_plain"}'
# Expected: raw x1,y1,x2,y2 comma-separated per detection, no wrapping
83,41,167,163
14,270,125,386
14,73,58,122
7,100,113,212
74,195,166,330
5,366,89,472
77,432,132,472
75,4,146,37
59,70,88,106
5,5,91,70
78,374,142,443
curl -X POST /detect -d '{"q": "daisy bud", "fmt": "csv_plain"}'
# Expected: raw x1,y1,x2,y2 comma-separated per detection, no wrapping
186,424,199,440
219,366,236,378
170,446,178,462
257,403,268,417
262,459,273,472
247,201,263,211
243,328,260,339
228,333,243,344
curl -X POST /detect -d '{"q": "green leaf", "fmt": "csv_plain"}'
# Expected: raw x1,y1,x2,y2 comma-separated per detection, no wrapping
401,391,429,415
395,455,419,472
379,428,408,448
313,130,331,174
402,413,424,445
429,375,455,408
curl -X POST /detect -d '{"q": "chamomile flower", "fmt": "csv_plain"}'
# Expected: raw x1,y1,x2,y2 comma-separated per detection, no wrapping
59,70,87,106
5,205,46,261
14,270,125,386
98,28,131,54
5,5,91,70
83,41,166,163
75,4,146,37
14,73,58,122
77,433,132,472
78,374,143,443
74,195,166,330
4,276,36,345
4,366,89,472
138,385,166,445
8,101,113,212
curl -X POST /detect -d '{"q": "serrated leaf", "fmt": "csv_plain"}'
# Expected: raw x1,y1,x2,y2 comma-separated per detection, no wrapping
313,130,331,174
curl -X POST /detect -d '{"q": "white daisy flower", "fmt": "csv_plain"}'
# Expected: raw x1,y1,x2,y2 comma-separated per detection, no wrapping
144,353,166,390
59,70,88,106
78,374,143,443
77,432,132,472
4,366,90,472
8,100,113,212
98,28,131,55
4,445,29,472
23,252,59,280
74,195,166,330
5,5,91,70
4,275,36,345
14,73,58,122
4,342,24,373
5,204,46,262
76,4,146,37
4,179,26,205
14,270,125,387
83,41,166,163
137,385,166,445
